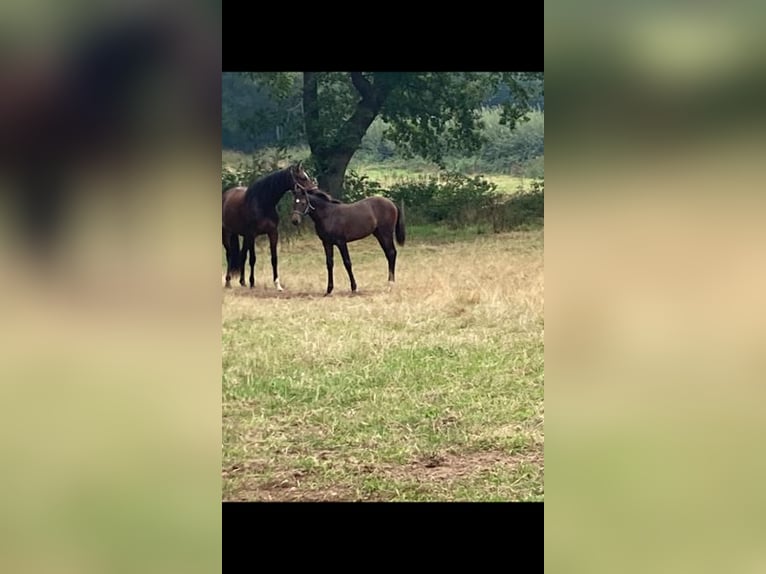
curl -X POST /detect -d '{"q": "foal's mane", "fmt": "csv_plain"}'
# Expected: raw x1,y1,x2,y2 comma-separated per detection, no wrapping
307,188,342,204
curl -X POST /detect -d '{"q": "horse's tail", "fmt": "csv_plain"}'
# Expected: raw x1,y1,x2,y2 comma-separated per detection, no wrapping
226,232,242,274
395,201,406,246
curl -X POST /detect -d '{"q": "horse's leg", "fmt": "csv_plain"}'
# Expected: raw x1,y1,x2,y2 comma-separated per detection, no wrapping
239,236,247,286
373,229,397,283
268,230,283,291
224,229,243,289
323,241,334,296
247,235,255,288
223,228,232,288
337,242,357,293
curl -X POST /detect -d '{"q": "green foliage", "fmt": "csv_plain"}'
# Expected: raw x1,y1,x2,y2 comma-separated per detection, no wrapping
478,109,544,174
490,180,545,231
246,72,299,101
221,151,285,190
353,110,545,179
386,172,500,226
521,155,545,179
354,118,397,162
223,72,304,151
223,72,543,199
221,147,312,190
338,169,543,231
341,170,387,203
312,72,363,145
379,72,498,165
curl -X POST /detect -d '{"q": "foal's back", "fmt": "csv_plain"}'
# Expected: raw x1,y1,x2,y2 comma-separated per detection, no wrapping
325,196,397,242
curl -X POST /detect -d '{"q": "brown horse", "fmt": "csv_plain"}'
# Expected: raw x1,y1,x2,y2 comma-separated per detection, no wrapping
222,162,316,289
291,188,405,295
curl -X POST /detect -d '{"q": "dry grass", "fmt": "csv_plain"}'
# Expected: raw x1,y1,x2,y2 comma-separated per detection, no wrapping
222,228,543,501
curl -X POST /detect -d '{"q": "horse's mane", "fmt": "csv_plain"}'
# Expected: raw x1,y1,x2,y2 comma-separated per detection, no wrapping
307,188,342,204
244,167,292,206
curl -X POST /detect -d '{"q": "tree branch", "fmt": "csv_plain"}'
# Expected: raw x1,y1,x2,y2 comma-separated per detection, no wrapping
332,73,387,154
302,72,321,154
350,72,375,102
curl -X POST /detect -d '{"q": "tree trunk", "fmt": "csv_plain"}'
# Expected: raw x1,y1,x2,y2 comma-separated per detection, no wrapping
302,72,390,201
317,150,354,199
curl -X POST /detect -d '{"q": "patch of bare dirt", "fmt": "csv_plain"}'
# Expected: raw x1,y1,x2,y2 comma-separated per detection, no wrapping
223,465,368,502
245,484,364,502
367,449,543,483
222,448,543,501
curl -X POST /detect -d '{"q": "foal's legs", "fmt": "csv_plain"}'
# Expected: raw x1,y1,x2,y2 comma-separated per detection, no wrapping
337,241,357,292
323,241,334,295
373,229,397,283
267,230,283,291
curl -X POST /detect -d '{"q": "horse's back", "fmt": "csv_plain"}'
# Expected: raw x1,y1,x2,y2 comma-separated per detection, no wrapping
222,185,246,202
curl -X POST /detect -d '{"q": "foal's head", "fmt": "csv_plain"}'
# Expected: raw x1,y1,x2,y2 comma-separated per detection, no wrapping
290,186,313,226
290,188,339,225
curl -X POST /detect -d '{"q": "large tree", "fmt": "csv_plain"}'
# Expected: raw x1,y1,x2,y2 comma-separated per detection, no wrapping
251,72,542,198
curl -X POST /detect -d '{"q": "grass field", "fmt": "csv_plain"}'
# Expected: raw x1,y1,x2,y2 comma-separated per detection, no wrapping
222,227,544,501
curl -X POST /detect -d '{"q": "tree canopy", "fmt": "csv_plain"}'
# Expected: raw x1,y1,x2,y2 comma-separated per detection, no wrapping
229,72,543,198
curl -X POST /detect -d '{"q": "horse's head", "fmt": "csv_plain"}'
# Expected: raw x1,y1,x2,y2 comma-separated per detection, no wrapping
289,161,318,194
290,186,314,226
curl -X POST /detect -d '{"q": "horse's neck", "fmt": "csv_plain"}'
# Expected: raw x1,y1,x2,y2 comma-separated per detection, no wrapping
250,171,291,211
262,186,289,210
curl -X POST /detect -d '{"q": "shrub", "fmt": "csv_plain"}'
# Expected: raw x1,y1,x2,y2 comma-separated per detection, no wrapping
490,180,544,231
379,171,500,227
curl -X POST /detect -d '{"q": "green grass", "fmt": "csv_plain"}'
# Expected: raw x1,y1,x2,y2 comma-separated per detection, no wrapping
222,229,544,501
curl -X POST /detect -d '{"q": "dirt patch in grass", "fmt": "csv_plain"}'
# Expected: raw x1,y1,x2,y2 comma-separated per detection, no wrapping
369,449,542,483
223,464,364,502
223,447,542,501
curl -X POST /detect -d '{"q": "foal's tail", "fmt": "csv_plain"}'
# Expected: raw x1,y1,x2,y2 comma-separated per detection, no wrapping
395,201,406,246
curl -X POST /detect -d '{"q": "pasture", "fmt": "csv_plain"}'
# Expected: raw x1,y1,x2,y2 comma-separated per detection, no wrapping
222,227,544,501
